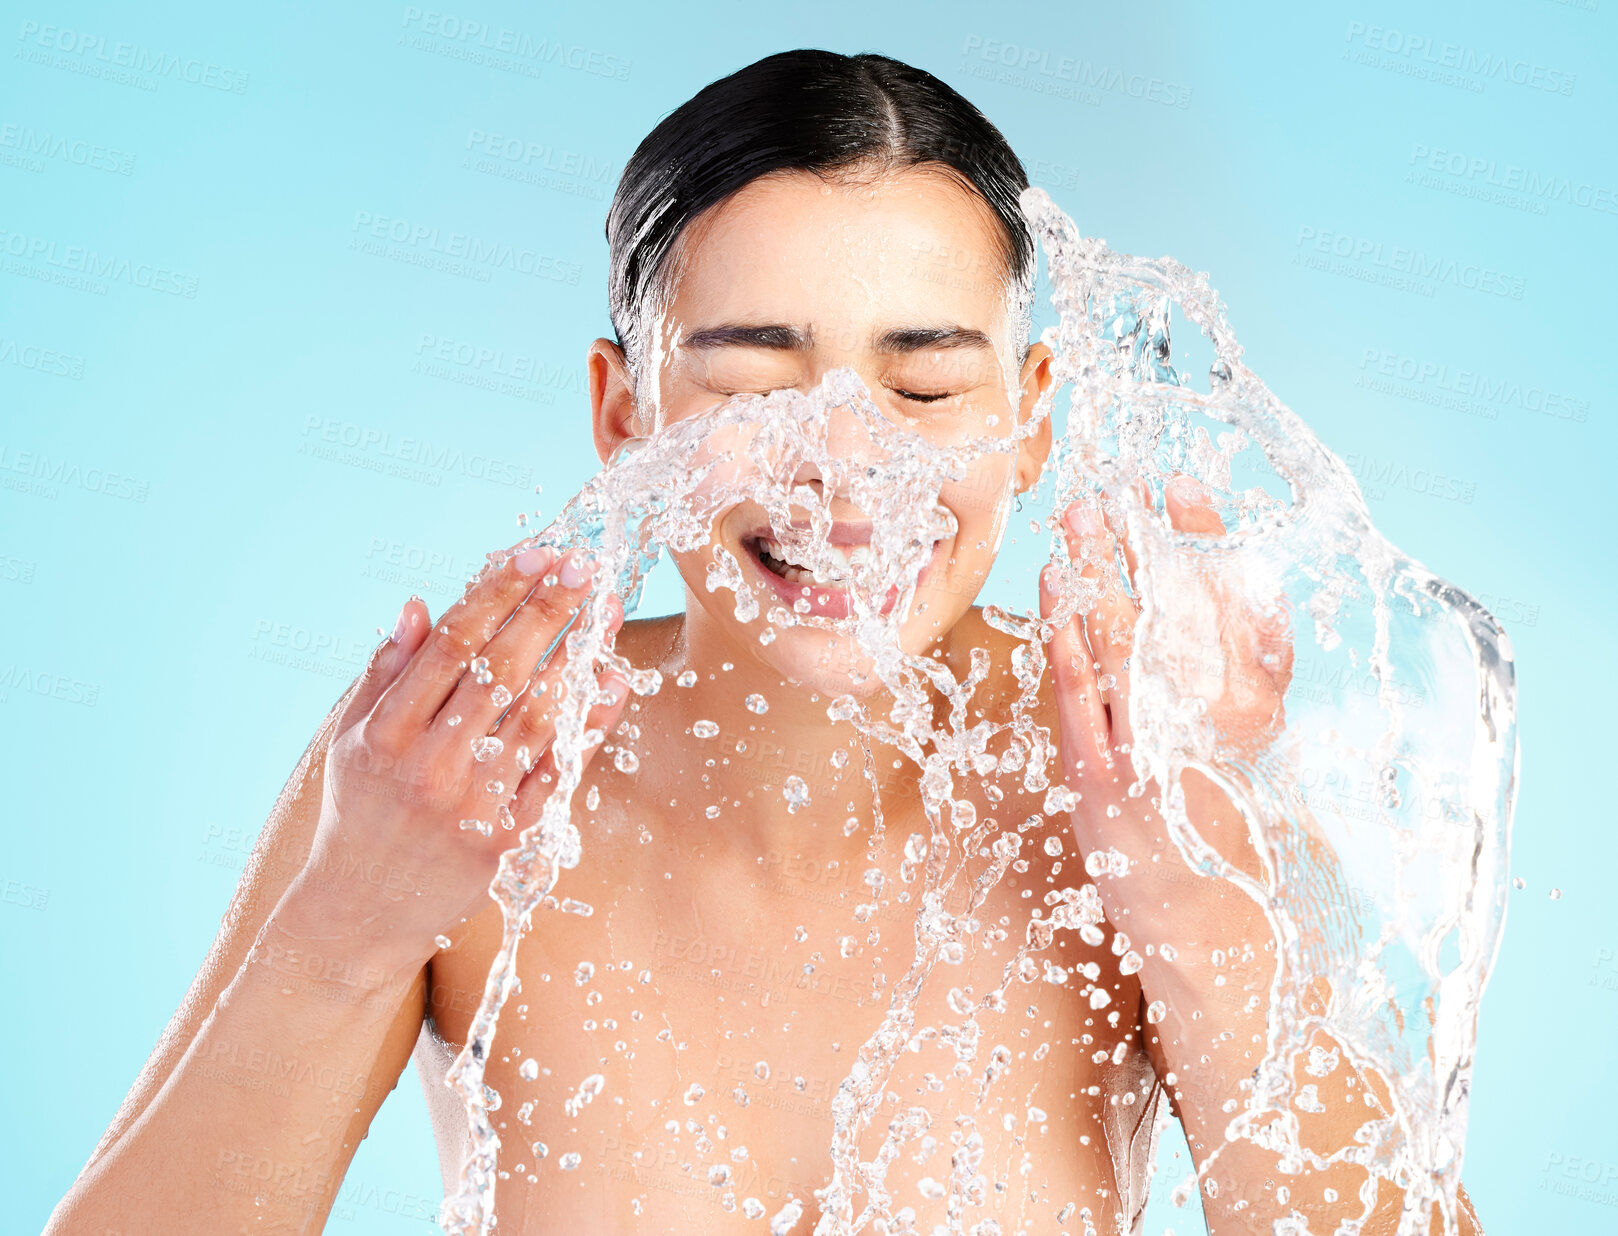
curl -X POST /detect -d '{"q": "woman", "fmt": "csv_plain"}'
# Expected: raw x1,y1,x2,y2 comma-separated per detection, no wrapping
47,50,1480,1235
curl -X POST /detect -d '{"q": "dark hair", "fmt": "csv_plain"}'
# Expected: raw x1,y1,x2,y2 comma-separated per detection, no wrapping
605,49,1035,383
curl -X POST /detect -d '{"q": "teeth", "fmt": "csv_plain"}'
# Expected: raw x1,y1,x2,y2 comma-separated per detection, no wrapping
753,537,869,587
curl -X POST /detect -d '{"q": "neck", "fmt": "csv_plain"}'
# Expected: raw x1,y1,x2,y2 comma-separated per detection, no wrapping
640,594,923,857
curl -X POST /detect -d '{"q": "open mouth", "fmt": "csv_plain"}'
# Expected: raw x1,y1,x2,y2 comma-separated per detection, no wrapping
738,527,942,621
746,535,870,587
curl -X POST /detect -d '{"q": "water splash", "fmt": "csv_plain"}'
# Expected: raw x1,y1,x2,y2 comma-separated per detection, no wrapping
1020,186,1515,1234
433,187,1515,1236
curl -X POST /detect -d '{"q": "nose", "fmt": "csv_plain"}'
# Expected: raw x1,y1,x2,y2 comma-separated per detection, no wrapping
784,388,885,518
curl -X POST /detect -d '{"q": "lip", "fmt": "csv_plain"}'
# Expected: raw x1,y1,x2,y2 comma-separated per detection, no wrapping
736,525,942,620
737,520,879,547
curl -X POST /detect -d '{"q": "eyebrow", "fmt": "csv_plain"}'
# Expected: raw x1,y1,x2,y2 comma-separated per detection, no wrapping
679,323,995,354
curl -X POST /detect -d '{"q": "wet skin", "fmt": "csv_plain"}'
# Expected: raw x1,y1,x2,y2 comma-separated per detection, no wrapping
421,164,1158,1231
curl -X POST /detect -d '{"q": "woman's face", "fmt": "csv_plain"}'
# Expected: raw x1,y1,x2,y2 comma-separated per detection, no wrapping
589,163,1054,694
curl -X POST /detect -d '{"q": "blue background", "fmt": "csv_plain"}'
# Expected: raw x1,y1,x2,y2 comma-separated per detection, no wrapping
3,1,1613,1231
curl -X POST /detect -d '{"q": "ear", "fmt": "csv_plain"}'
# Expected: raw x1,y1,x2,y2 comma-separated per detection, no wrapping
588,337,638,465
1014,340,1055,493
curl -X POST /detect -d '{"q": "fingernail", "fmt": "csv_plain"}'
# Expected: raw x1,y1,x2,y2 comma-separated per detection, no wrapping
514,545,555,576
559,550,596,589
1065,503,1099,535
390,601,410,644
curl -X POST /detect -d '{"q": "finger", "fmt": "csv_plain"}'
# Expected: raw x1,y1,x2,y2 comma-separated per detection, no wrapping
1163,473,1226,536
1109,476,1152,586
477,593,626,812
335,595,430,731
1039,561,1111,781
1062,501,1138,749
371,542,560,738
508,667,632,830
428,548,604,743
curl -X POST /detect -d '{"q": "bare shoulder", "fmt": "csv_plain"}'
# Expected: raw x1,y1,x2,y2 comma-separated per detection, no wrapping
613,613,684,668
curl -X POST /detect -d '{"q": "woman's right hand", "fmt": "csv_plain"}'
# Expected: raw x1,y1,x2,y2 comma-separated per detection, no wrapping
286,540,630,965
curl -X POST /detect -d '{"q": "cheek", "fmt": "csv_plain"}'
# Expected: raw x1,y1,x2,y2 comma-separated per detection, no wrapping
939,461,1016,542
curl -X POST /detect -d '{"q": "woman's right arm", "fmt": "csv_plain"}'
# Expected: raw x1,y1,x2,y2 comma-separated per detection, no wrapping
46,541,628,1233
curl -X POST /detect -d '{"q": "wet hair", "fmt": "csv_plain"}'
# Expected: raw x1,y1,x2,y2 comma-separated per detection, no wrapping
605,49,1036,389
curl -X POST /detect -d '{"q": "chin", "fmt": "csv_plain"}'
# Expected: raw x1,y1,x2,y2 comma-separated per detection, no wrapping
732,586,977,700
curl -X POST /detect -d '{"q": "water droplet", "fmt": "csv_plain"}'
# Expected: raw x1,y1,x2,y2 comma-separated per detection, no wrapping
693,719,720,739
614,748,639,773
471,736,504,762
770,1198,804,1234
1146,1000,1167,1024
744,1198,766,1219
745,693,769,715
684,1083,705,1105
676,669,698,687
490,683,513,708
1550,888,1562,900
435,934,453,950
584,785,600,811
783,776,810,812
519,1058,539,1081
559,1152,581,1171
1043,835,1063,857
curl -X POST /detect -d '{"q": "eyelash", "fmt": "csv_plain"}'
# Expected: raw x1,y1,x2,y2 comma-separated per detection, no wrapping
719,386,955,404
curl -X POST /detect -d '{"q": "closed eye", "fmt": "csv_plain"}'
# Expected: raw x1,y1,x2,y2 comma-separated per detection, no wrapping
894,390,955,404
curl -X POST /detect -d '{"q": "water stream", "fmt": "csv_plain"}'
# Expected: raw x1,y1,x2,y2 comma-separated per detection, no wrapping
433,187,1517,1236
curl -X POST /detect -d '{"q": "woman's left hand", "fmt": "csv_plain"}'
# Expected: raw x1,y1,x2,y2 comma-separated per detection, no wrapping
1037,474,1296,916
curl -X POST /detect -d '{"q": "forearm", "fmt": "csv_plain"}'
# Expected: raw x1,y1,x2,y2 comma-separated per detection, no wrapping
48,883,429,1235
1121,793,1477,1235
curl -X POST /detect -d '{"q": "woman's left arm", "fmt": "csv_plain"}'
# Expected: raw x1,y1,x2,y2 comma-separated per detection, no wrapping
1039,480,1483,1235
